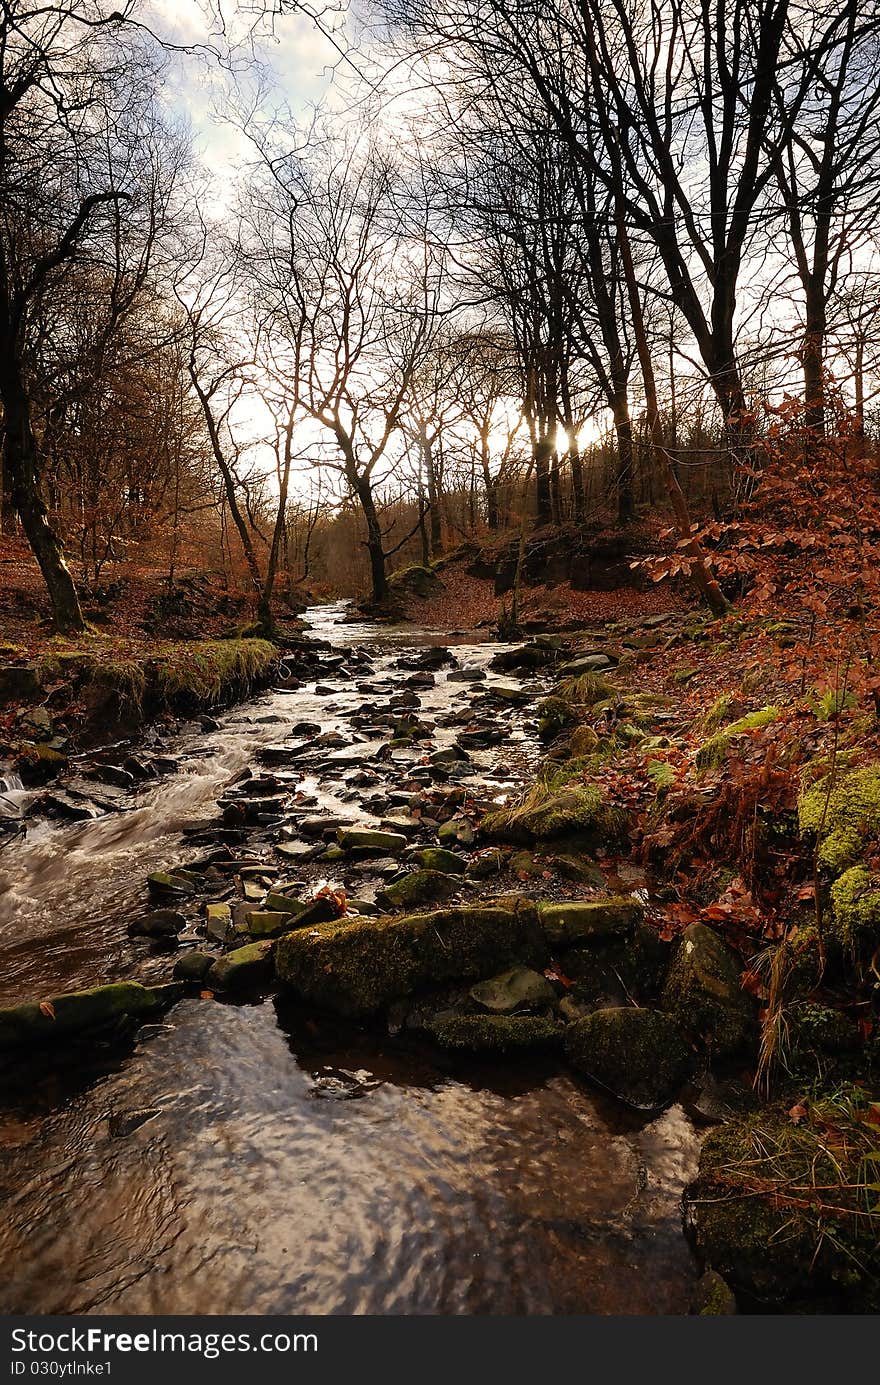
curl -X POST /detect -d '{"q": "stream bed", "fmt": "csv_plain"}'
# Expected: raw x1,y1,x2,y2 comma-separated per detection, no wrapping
0,604,702,1314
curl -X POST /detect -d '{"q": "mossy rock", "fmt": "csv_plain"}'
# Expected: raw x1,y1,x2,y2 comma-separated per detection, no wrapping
467,848,505,878
206,940,274,991
205,903,234,946
410,848,468,875
469,966,557,1014
788,1001,860,1055
482,783,623,845
686,1114,880,1306
264,893,307,916
563,923,671,1002
388,563,442,598
661,922,755,1054
244,910,293,940
438,817,475,848
798,763,880,873
428,1013,561,1052
338,827,408,855
695,706,779,769
377,870,460,911
275,904,547,1017
0,981,181,1049
173,951,214,983
564,1007,694,1109
537,695,578,742
539,897,642,947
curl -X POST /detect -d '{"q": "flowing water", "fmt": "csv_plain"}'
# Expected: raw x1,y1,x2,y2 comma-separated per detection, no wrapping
0,603,702,1315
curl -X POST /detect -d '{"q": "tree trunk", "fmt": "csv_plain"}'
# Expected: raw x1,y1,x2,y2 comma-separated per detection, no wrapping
802,279,827,436
534,433,553,526
356,477,388,604
0,365,84,633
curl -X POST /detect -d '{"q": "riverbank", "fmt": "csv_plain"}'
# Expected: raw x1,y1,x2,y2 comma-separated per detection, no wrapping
1,596,878,1314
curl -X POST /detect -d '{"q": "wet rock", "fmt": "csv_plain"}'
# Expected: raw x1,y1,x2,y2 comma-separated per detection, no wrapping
430,746,470,765
337,827,408,855
244,910,294,939
205,903,234,946
563,923,671,1004
409,848,468,875
39,790,99,821
564,1007,694,1109
128,909,186,939
428,1013,561,1051
377,870,460,911
467,848,505,878
0,981,182,1049
559,653,615,675
539,897,642,947
264,892,306,916
690,1271,738,1316
469,966,557,1014
447,667,486,683
489,645,555,673
88,763,136,790
275,903,547,1016
298,815,354,839
173,951,214,983
147,869,200,898
661,922,755,1055
206,940,274,992
380,813,422,837
438,817,475,848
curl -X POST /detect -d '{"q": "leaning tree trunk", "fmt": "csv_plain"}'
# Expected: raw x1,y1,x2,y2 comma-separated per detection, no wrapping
0,364,84,634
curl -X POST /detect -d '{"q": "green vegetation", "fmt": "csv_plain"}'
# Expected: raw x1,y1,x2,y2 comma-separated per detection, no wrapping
695,704,779,769
688,1091,880,1307
481,773,623,845
799,763,880,874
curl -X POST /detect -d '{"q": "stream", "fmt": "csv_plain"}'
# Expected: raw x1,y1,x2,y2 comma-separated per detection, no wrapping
0,603,702,1315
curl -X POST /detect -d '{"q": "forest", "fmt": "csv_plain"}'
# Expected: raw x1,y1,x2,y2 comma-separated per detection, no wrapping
1,0,880,1320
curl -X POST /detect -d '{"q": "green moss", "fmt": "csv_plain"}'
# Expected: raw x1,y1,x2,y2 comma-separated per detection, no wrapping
481,778,624,845
377,870,460,910
428,1013,561,1051
564,1007,694,1109
702,692,734,734
798,764,880,874
661,922,755,1054
830,865,880,947
275,903,548,1016
687,1104,880,1306
695,705,779,769
154,638,276,706
0,981,181,1049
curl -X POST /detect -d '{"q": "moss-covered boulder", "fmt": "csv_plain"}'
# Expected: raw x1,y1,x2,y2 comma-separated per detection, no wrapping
0,981,181,1049
275,904,547,1017
264,892,307,916
377,870,460,911
686,1112,880,1307
564,1007,694,1108
482,782,622,845
798,763,880,873
539,897,642,947
206,940,274,991
410,848,468,875
428,1013,561,1052
337,827,408,855
661,922,755,1054
469,966,557,1013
